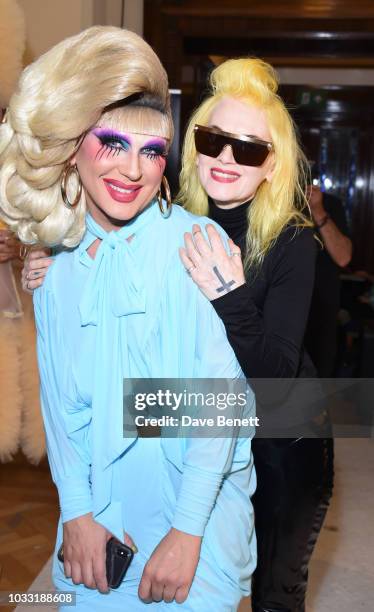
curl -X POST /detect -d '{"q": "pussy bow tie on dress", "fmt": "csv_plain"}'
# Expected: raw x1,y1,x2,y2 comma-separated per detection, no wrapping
78,211,148,326
77,204,161,539
73,203,188,542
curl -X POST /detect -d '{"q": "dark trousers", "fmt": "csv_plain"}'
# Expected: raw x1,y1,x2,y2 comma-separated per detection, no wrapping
251,437,334,612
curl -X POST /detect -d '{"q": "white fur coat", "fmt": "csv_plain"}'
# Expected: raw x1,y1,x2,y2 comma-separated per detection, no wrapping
0,264,45,464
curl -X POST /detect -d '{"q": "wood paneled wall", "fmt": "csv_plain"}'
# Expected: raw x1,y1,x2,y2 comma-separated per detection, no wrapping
145,0,374,88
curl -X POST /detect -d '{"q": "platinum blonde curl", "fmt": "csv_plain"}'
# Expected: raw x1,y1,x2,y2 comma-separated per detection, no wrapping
0,26,172,247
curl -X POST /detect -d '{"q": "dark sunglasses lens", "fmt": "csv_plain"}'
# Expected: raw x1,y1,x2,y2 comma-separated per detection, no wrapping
194,130,225,158
233,140,270,167
195,128,270,167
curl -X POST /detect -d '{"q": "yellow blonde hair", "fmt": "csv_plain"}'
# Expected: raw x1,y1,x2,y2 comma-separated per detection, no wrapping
0,26,172,247
178,58,312,270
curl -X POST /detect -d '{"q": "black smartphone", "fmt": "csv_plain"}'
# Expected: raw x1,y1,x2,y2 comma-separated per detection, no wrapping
57,536,134,589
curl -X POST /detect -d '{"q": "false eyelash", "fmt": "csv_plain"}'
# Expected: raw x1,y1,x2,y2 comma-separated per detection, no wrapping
96,144,121,160
95,133,129,160
94,130,168,162
142,146,167,161
145,151,166,161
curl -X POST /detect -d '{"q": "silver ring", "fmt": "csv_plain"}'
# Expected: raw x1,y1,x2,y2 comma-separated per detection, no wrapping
186,265,196,274
230,252,241,257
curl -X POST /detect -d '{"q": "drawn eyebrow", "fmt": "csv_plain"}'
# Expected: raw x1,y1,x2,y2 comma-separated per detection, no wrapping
142,138,167,148
92,128,133,144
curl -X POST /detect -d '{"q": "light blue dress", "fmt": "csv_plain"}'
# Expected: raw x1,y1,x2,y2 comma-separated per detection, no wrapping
33,200,257,611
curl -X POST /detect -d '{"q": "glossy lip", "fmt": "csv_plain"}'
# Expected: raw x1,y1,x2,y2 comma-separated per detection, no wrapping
210,167,240,184
103,178,142,203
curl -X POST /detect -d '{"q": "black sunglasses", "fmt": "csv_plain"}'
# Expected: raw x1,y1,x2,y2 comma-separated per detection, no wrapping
194,124,273,167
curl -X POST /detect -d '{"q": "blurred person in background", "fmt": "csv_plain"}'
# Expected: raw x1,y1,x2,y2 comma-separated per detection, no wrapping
304,163,352,377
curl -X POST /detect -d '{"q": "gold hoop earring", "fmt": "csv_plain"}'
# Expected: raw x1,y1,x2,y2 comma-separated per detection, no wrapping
60,163,82,208
157,175,172,218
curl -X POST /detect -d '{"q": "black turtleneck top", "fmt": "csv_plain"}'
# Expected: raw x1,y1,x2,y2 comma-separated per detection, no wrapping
208,198,317,379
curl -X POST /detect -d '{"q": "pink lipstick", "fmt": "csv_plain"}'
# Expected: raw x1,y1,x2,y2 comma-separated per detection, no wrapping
210,167,240,184
103,178,142,203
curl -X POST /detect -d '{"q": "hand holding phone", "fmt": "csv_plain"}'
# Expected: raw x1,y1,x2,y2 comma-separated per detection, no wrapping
58,536,134,589
57,513,136,591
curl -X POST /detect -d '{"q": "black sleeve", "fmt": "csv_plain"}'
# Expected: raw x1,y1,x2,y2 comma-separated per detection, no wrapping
211,227,317,379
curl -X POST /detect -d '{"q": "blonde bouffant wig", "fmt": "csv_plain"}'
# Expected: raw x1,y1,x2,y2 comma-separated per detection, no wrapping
178,58,312,271
0,26,173,247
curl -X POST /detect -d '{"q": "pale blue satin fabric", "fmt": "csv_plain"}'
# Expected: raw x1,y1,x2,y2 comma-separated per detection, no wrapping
33,199,257,608
79,209,147,325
